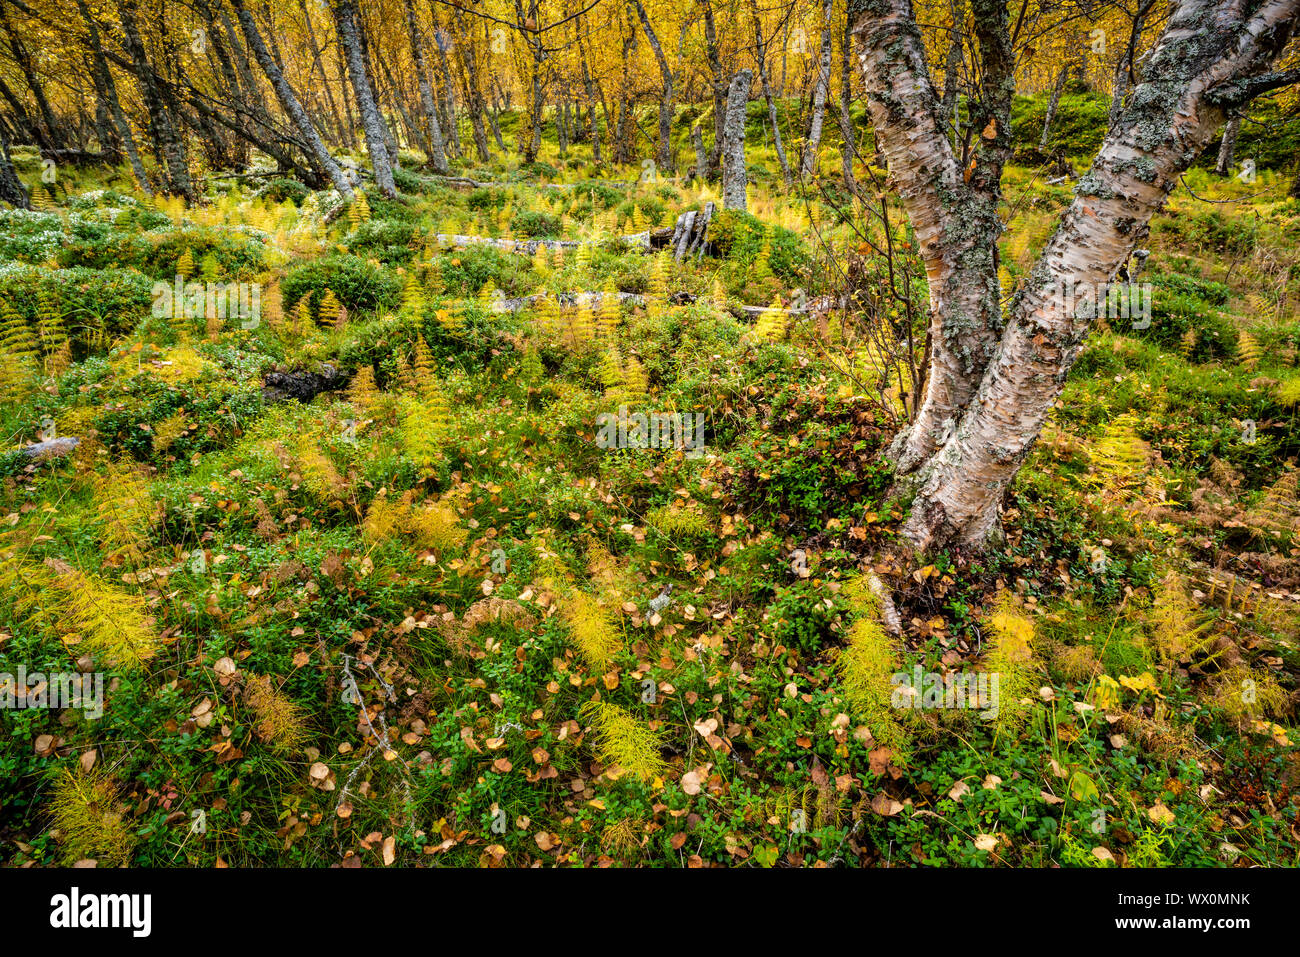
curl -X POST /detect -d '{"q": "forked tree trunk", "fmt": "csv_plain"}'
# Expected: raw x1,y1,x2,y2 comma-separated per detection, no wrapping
428,11,461,156
720,69,751,210
76,0,151,195
0,4,64,151
453,8,493,162
856,0,1006,478
701,0,726,174
630,0,675,173
852,0,1300,551
118,0,194,200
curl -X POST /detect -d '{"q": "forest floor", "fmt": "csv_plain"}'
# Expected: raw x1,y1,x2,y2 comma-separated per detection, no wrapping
1,109,1299,868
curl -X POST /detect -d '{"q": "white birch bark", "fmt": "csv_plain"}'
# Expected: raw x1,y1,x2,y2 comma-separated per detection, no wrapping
868,0,1300,549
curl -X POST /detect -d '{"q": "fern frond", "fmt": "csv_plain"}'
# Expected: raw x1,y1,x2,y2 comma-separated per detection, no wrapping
50,767,135,866
399,389,452,471
1147,572,1213,663
244,673,309,752
410,499,468,551
1236,330,1262,369
838,613,909,754
44,566,158,670
1248,471,1298,542
93,461,154,565
1088,413,1150,489
581,700,665,782
984,594,1037,742
563,590,623,669
646,503,711,538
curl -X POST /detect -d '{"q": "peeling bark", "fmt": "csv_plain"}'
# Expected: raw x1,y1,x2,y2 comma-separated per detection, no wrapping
856,0,1300,551
852,0,1004,476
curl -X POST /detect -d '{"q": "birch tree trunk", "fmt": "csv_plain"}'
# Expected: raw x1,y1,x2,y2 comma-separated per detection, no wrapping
801,0,833,178
752,0,791,188
296,0,345,146
355,8,400,167
691,118,707,180
1214,115,1240,175
630,0,675,173
1108,0,1154,129
850,0,1300,551
429,14,461,157
720,68,752,210
838,17,857,194
580,55,603,162
938,1,964,136
0,5,64,151
333,0,396,197
117,0,194,200
855,0,1006,476
76,0,151,196
231,0,354,198
0,127,29,209
403,0,449,174
0,74,41,148
1039,62,1068,150
700,0,726,175
453,8,493,162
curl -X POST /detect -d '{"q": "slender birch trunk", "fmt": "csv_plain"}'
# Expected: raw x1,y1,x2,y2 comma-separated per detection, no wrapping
403,0,449,173
231,0,354,198
333,0,396,197
802,0,833,178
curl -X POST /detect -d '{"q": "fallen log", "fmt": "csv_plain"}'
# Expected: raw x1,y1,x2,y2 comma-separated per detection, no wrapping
19,436,80,462
488,289,807,320
423,175,636,191
428,231,655,255
39,148,110,167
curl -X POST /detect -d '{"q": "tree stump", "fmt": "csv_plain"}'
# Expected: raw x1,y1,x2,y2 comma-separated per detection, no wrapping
668,201,714,261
